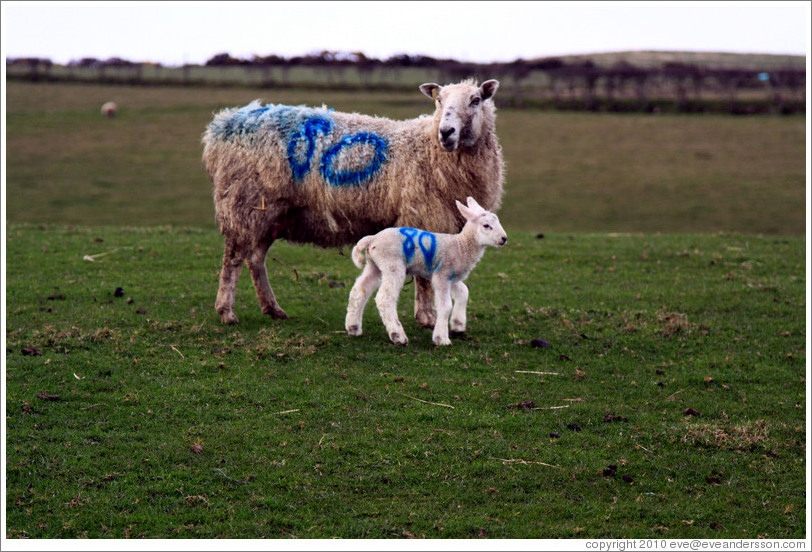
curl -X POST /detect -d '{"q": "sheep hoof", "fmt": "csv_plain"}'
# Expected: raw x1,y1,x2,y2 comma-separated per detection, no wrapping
264,305,289,319
220,312,239,325
389,332,408,345
347,325,362,336
415,311,436,328
433,336,452,346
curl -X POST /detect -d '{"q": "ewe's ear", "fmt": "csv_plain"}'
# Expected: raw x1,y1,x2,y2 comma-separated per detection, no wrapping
456,200,476,221
480,79,499,100
420,83,441,100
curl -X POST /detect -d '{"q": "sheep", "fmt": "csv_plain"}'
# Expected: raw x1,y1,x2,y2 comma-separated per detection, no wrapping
202,78,504,325
101,102,118,117
345,197,507,346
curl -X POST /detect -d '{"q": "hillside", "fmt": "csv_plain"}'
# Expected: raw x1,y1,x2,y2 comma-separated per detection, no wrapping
539,50,806,70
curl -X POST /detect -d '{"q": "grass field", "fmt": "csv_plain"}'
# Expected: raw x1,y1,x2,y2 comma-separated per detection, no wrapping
4,225,806,538
2,80,809,540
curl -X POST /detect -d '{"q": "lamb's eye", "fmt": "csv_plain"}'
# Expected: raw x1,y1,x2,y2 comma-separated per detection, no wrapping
483,223,492,230
470,96,481,107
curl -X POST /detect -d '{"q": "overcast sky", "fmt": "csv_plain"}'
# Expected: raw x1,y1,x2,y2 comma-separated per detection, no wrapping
2,1,809,66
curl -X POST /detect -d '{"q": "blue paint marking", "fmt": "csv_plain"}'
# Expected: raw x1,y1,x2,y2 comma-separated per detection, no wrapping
399,228,437,270
212,103,328,142
320,132,389,187
287,116,333,180
212,102,390,187
418,231,437,270
399,228,418,262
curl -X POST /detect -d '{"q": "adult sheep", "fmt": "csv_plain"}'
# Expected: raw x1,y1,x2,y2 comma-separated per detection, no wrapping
202,78,504,325
101,102,118,117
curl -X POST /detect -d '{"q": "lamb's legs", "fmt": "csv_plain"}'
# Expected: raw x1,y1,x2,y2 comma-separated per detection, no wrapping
247,238,288,319
346,262,382,336
215,238,246,324
449,280,469,333
414,276,436,328
375,267,409,345
431,276,453,346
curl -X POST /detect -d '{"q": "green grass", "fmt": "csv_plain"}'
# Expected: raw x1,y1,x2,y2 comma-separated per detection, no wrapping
5,224,806,538
4,81,806,235
3,80,807,539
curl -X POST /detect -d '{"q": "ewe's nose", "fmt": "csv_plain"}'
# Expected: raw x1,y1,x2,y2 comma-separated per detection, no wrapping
440,127,455,141
499,236,507,247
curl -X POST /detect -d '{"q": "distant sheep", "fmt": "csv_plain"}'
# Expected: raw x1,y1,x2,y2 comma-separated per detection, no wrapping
202,79,504,325
346,197,507,346
101,102,118,117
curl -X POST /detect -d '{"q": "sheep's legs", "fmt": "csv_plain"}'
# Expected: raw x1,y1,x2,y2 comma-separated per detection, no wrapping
376,268,409,345
215,239,246,324
431,276,453,346
414,276,436,328
247,238,288,319
346,262,382,336
449,281,469,333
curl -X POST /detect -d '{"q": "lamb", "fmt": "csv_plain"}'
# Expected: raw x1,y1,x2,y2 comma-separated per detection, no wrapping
202,78,504,325
345,197,507,346
101,102,117,117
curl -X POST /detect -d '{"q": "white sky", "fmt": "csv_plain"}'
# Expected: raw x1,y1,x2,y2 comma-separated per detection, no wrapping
1,1,809,66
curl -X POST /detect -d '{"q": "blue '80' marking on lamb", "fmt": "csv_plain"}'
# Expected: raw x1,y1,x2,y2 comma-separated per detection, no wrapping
202,79,504,325
399,228,438,271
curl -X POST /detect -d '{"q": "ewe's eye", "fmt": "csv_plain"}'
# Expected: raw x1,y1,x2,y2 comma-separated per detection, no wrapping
470,96,481,107
483,223,492,230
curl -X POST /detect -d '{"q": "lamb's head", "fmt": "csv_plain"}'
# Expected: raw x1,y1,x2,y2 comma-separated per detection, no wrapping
456,196,507,248
420,79,499,152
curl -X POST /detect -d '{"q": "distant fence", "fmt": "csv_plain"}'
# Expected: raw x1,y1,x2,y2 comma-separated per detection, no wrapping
6,57,806,115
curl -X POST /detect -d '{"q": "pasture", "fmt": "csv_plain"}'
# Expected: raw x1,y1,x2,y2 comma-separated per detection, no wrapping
4,81,806,235
3,81,808,539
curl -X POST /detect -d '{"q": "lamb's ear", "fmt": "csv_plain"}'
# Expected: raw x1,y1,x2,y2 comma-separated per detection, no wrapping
480,79,499,100
420,83,441,100
456,200,476,221
466,196,485,213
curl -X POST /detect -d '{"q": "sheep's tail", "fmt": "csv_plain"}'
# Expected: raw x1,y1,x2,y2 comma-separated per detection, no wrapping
352,236,374,269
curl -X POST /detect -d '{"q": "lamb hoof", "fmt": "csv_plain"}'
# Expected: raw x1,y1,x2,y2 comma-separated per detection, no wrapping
433,336,452,346
451,319,466,332
347,325,362,336
389,332,409,345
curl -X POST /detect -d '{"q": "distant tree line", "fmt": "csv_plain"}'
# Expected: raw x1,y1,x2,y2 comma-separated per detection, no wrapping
6,51,806,114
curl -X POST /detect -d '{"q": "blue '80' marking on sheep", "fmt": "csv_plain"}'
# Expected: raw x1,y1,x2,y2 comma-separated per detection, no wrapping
211,103,389,187
202,79,504,326
398,228,438,271
287,115,333,180
320,132,389,187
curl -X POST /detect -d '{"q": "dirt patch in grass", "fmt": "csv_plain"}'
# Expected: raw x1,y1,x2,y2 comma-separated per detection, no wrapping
681,419,769,452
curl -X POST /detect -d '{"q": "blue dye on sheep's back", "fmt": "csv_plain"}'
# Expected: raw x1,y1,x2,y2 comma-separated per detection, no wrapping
209,102,390,187
210,103,332,143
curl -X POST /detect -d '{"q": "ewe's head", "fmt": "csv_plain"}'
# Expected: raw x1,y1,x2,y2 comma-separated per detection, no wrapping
456,196,507,248
420,79,499,152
